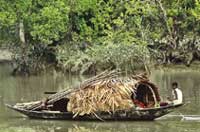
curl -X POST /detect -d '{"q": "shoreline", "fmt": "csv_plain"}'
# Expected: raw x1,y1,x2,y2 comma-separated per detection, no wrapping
153,61,200,71
0,49,12,62
1,48,200,75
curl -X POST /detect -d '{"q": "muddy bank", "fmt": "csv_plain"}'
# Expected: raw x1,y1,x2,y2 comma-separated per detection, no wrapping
0,49,12,63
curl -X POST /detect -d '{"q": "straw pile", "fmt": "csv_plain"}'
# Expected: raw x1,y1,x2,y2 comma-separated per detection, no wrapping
66,71,149,116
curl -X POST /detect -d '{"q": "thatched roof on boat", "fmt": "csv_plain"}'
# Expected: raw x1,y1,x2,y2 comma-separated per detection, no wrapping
65,71,160,116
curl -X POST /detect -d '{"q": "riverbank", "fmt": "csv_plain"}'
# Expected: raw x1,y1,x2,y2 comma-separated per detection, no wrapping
2,47,200,75
154,61,200,72
0,49,12,63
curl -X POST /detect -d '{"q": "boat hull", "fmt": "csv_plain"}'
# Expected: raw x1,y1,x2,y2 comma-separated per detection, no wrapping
6,103,183,121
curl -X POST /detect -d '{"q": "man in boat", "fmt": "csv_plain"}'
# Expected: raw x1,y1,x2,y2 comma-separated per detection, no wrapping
168,82,183,105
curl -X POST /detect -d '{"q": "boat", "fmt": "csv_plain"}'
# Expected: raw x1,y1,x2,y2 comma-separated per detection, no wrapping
6,71,184,121
6,103,183,121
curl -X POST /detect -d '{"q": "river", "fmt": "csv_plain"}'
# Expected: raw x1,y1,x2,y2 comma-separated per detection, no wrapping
0,63,200,132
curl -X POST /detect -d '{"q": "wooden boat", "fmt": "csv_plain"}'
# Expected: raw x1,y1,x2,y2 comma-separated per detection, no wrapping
6,71,184,121
6,103,184,121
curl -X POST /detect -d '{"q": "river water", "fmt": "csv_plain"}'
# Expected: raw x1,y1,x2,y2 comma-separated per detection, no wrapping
0,63,200,132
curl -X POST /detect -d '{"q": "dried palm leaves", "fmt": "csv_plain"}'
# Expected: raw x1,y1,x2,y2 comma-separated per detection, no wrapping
66,71,145,116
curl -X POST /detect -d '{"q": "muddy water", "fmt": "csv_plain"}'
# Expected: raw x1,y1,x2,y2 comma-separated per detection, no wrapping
0,63,200,132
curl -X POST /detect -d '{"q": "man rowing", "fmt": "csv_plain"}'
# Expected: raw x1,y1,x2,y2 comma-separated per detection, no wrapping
168,82,183,105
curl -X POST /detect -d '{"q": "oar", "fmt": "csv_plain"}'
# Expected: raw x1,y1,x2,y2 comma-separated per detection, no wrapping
44,92,57,94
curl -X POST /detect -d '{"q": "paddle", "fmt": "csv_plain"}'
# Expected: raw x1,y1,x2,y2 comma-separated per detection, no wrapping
44,92,57,94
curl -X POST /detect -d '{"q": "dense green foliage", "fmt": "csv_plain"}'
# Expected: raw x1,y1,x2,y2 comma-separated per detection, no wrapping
1,0,200,74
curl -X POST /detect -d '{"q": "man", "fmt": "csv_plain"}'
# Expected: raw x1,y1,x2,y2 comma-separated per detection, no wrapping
168,82,183,105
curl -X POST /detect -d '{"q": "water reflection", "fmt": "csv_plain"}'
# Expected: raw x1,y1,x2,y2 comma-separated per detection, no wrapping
0,63,200,132
1,119,200,132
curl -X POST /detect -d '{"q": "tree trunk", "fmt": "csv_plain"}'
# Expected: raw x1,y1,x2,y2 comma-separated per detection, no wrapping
19,20,26,45
155,0,177,48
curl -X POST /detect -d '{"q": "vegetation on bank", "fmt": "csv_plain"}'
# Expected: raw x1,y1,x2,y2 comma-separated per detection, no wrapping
1,0,200,75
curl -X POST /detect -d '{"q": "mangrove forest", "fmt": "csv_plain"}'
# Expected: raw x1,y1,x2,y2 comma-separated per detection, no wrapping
1,0,200,75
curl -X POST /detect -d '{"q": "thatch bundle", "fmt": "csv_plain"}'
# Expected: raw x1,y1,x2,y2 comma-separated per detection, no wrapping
66,71,160,116
67,79,137,116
